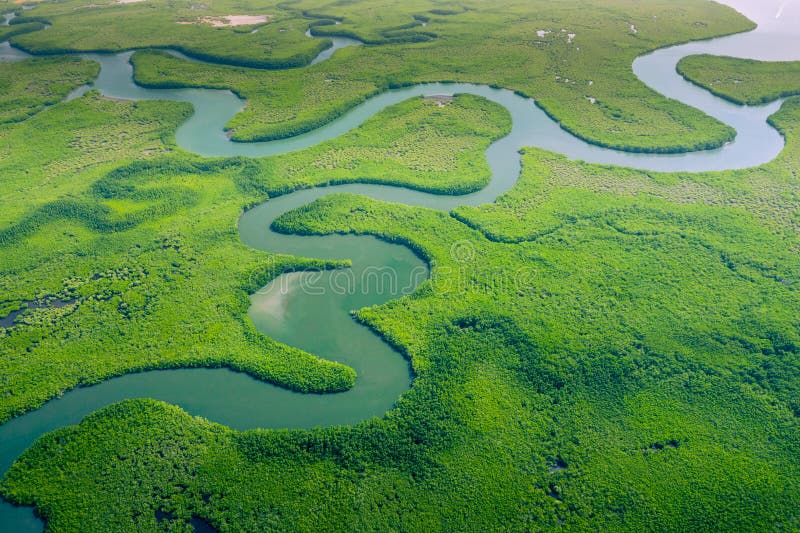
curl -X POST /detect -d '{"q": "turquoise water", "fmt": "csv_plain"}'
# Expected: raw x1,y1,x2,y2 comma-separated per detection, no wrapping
74,53,786,171
1,1,799,529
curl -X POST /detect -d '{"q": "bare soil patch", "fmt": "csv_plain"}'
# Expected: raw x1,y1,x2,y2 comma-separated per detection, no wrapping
178,14,271,27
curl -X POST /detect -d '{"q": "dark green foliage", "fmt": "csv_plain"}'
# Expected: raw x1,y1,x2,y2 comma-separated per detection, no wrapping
0,21,45,42
8,15,50,27
308,19,435,45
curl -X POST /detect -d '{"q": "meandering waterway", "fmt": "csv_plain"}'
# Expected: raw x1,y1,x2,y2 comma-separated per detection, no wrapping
1,1,798,529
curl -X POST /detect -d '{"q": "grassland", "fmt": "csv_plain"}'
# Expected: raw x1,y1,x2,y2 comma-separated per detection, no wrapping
678,54,800,105
0,57,98,124
0,90,188,228
12,0,756,153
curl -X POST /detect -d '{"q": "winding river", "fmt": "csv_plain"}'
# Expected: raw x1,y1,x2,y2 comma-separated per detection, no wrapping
1,1,798,529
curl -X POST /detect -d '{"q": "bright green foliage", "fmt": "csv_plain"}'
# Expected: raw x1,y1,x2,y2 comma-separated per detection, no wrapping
0,90,508,422
678,54,800,105
8,0,327,69
0,57,98,124
453,97,800,245
2,89,800,530
124,0,752,151
0,90,189,229
1,2,800,531
262,94,511,195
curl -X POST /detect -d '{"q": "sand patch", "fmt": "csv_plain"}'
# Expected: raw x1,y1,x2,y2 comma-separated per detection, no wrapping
424,94,454,107
178,14,271,27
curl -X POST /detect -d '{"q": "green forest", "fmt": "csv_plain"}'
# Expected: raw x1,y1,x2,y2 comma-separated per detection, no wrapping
678,54,800,105
0,0,798,531
0,57,97,124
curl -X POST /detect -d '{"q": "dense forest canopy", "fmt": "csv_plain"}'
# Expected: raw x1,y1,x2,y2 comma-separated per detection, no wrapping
0,0,798,531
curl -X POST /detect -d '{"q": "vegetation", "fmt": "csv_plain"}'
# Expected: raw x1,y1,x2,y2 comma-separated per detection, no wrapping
115,0,751,152
2,87,800,533
0,57,98,124
0,89,509,423
1,1,799,531
257,93,511,196
7,0,330,69
0,89,189,229
677,54,800,105
292,0,439,44
0,21,46,42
